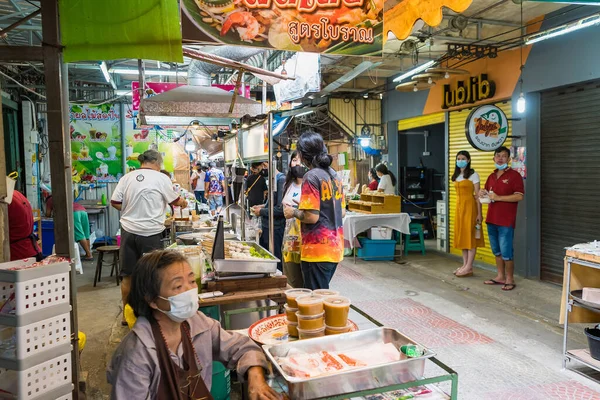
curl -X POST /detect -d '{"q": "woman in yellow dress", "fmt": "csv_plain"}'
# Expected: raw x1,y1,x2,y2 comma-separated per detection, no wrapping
452,151,484,277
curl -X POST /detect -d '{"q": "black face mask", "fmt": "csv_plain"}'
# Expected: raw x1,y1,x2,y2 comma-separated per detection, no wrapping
291,165,306,179
260,169,268,178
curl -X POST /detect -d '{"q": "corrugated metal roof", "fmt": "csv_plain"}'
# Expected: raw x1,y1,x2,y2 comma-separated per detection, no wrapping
0,0,42,46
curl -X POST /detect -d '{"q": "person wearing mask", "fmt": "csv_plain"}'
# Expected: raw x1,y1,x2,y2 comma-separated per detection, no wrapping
451,151,484,278
367,168,379,191
204,162,225,216
251,163,286,271
111,150,188,326
245,162,268,210
479,146,524,291
8,190,43,261
283,132,345,290
375,163,397,194
107,250,280,400
45,195,93,261
280,151,305,288
190,163,206,207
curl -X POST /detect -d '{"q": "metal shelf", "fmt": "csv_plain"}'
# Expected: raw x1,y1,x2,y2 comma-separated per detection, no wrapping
569,299,600,315
566,349,600,373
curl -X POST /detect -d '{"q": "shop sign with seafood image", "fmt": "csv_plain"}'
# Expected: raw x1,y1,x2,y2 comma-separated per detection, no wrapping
181,0,384,55
465,104,509,152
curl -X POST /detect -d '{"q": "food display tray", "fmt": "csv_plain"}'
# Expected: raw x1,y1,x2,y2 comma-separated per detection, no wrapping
263,327,435,400
212,242,279,274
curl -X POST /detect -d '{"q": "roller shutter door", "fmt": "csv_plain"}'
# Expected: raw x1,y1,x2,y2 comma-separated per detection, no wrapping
540,82,600,283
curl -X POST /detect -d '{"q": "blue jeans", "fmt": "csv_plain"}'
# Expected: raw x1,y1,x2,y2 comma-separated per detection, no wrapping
194,190,205,204
487,223,514,261
301,261,337,290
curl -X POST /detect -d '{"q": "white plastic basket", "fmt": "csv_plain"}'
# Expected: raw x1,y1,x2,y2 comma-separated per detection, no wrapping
0,260,70,317
0,351,71,399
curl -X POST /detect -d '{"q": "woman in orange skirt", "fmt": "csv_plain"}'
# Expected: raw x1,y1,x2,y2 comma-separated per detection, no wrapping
452,151,484,277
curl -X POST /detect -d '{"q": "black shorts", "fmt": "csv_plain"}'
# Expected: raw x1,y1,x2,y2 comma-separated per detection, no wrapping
119,228,163,276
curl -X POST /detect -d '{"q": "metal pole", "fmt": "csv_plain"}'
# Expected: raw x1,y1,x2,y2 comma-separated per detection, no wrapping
41,0,79,397
240,183,246,241
262,51,267,114
268,113,274,254
137,59,145,102
120,103,127,175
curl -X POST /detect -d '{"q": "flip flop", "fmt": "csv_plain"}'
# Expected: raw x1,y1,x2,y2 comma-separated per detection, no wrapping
484,279,505,285
455,272,473,278
121,320,128,327
82,257,94,261
502,283,516,291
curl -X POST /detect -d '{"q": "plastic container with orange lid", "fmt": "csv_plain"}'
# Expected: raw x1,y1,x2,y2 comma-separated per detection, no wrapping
285,288,312,308
323,296,351,327
296,294,324,315
285,304,298,322
313,289,340,297
297,326,325,340
325,324,351,335
296,311,325,330
287,321,299,337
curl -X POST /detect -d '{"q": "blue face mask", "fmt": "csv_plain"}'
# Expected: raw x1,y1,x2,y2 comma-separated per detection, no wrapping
495,163,508,170
456,160,468,169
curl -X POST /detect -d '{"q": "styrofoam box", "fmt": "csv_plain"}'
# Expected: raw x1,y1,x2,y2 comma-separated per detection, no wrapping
367,226,393,240
0,351,71,399
436,201,446,215
437,226,447,240
0,259,70,317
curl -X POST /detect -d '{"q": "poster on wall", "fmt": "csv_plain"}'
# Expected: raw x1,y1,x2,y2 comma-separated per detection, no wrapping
124,110,190,172
180,0,384,56
69,104,122,182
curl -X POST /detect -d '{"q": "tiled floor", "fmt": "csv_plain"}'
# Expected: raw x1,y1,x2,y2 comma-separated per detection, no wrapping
331,258,600,400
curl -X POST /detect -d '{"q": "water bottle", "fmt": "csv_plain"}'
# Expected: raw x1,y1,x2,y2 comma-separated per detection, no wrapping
101,193,107,206
489,190,495,203
475,223,481,239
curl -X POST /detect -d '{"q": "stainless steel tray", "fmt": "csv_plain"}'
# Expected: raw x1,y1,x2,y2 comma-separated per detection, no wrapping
212,241,279,274
263,327,435,400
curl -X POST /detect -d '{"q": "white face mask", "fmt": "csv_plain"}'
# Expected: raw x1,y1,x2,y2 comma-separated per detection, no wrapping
157,288,199,323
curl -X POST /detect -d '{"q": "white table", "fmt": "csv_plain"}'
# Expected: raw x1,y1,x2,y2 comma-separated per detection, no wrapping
343,212,411,250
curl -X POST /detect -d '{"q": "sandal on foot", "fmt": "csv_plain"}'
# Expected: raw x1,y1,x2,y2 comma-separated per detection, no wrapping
484,279,505,285
502,283,516,291
456,272,473,278
121,320,128,327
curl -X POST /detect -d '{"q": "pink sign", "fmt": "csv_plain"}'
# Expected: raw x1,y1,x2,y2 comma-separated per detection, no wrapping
132,82,251,111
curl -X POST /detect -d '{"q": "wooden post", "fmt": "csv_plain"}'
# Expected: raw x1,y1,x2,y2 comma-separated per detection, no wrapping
0,85,10,262
41,0,79,397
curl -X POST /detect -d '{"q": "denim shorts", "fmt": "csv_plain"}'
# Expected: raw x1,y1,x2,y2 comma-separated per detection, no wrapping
207,194,223,211
487,223,514,261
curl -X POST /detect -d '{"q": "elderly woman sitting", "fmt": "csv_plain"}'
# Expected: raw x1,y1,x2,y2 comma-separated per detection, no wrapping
107,250,280,400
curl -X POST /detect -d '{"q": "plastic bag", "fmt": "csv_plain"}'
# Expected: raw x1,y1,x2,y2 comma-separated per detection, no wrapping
282,218,302,264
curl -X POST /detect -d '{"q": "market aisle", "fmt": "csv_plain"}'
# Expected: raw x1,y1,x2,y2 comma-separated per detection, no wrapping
331,258,600,400
75,258,126,400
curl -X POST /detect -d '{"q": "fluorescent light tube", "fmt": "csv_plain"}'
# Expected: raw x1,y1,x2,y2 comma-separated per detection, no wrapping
110,68,187,77
525,14,600,45
99,62,110,83
393,60,436,83
115,90,132,97
295,110,314,117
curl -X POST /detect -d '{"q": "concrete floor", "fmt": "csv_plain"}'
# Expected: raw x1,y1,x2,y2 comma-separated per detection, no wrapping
75,249,600,399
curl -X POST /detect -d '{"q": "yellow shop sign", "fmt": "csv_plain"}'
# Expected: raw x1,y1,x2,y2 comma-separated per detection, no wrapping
442,74,495,109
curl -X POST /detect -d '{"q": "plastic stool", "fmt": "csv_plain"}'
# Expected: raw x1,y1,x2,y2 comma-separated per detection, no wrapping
404,223,426,255
94,245,120,287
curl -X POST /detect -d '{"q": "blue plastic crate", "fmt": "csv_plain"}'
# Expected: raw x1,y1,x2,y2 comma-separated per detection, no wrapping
41,219,55,256
357,238,396,261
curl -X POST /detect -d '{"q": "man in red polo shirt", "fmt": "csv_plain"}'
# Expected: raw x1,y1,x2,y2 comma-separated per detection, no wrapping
479,146,524,291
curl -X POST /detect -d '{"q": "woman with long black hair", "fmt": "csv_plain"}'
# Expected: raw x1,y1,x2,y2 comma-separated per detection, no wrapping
452,150,484,277
284,132,345,290
367,168,379,191
375,163,397,194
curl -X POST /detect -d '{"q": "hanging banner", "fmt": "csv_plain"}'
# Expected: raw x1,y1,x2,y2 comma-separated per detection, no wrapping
124,110,190,172
181,0,384,56
69,104,123,183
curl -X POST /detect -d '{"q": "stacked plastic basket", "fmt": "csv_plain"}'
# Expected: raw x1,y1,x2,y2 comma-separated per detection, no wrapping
0,258,73,399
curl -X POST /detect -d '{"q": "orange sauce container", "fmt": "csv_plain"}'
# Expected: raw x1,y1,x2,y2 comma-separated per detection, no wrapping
297,326,325,340
285,289,312,308
323,296,351,327
296,294,324,315
285,304,298,322
313,289,340,297
296,311,325,330
287,321,299,337
325,324,351,335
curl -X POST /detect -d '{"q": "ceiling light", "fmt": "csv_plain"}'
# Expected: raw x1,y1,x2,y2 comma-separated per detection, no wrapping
525,13,600,45
428,77,433,84
517,93,526,113
359,137,370,147
363,93,369,99
413,85,418,92
110,68,188,77
295,110,314,117
185,138,197,152
99,62,110,83
115,90,132,97
393,60,436,83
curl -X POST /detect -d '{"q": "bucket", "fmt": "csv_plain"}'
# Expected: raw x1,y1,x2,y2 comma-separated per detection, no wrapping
211,361,231,400
41,219,55,256
584,327,600,360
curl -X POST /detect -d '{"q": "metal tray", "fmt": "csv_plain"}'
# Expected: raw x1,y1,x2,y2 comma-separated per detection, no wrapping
263,327,435,400
212,241,279,274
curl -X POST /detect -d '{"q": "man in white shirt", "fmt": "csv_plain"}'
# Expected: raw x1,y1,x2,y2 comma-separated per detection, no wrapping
111,150,188,325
